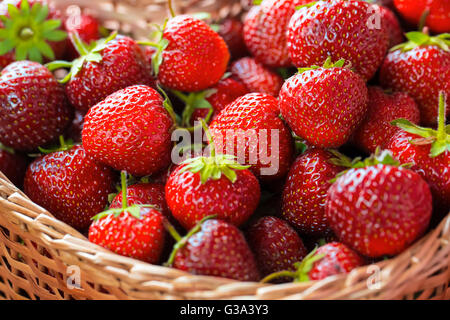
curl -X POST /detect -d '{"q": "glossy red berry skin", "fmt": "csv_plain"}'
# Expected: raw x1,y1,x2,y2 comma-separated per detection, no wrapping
352,87,420,154
64,13,101,60
165,164,260,230
282,148,343,236
24,145,116,230
386,131,450,214
209,93,294,181
0,61,73,151
89,207,166,263
309,242,365,281
279,67,368,148
158,15,230,92
394,0,450,33
173,219,260,281
66,35,154,112
82,85,173,177
0,149,28,187
287,0,389,81
218,19,248,60
230,57,283,97
379,46,450,126
243,0,308,68
379,5,404,48
247,216,307,277
326,165,432,258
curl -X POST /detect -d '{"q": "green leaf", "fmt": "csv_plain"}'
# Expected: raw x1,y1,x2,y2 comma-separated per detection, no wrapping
42,19,61,33
0,39,14,55
28,46,42,63
35,41,54,60
35,4,48,23
14,43,28,61
406,31,429,45
44,29,67,41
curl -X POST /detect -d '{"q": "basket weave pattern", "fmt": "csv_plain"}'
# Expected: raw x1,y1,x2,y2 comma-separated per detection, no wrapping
0,0,449,300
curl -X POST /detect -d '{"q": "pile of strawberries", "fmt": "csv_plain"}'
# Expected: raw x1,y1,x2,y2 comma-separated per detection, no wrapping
0,0,449,283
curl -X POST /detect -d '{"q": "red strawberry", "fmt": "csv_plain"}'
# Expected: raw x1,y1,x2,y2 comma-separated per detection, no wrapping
168,218,260,281
217,19,248,60
247,216,307,277
352,86,420,154
0,0,67,64
64,13,101,60
279,59,368,148
48,33,154,112
146,15,229,92
0,61,73,151
379,5,404,48
82,85,174,177
379,31,450,126
243,0,308,68
282,148,343,236
394,0,450,33
209,93,294,181
24,143,116,230
0,144,28,187
89,172,166,263
387,92,450,215
325,151,433,258
287,0,389,81
230,57,283,96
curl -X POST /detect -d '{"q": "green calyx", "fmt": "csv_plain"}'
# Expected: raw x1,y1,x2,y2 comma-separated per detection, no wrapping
261,247,325,283
391,32,450,53
157,83,180,127
0,0,67,63
295,1,317,10
0,143,15,155
173,88,217,127
391,92,449,157
298,57,346,74
138,19,169,76
46,31,117,83
37,135,75,155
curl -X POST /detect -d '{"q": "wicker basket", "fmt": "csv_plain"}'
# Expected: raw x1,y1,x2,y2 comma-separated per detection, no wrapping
0,0,449,300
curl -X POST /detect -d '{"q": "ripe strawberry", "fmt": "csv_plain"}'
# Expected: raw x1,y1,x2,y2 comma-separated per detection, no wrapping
64,13,101,60
394,0,450,33
0,0,67,64
47,33,154,112
24,143,116,230
230,57,283,96
387,92,450,215
325,151,433,258
379,31,450,126
279,59,368,148
282,148,343,236
209,93,294,181
217,19,248,60
243,0,308,68
247,216,307,277
145,15,229,92
168,218,260,281
82,85,174,177
287,0,389,81
89,172,166,263
0,60,72,151
379,5,404,48
0,144,28,187
352,86,420,154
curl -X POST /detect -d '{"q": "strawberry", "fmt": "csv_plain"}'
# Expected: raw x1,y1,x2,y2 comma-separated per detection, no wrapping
0,0,67,65
24,142,116,230
209,93,294,181
82,85,175,177
230,57,283,96
0,143,28,187
64,13,101,60
352,86,420,154
325,151,433,258
287,0,389,81
0,60,73,151
282,148,343,236
247,216,307,277
217,19,248,60
387,92,450,216
167,218,260,281
379,5,404,48
379,31,450,126
279,59,368,148
89,172,166,263
144,14,229,92
243,0,309,68
394,0,450,33
47,32,154,112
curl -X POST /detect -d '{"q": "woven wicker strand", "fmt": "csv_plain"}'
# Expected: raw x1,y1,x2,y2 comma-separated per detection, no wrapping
0,0,449,300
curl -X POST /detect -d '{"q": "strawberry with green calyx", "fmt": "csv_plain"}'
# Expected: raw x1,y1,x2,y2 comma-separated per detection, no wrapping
165,216,260,281
165,120,261,230
64,13,101,60
171,88,217,128
0,0,67,66
89,171,166,263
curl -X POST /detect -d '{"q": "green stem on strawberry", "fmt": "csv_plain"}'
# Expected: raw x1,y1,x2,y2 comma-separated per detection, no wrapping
37,135,75,154
391,31,450,53
156,84,179,127
120,171,128,209
138,19,169,76
167,0,176,18
418,9,430,33
174,89,217,127
298,57,346,74
295,2,317,10
200,119,215,157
